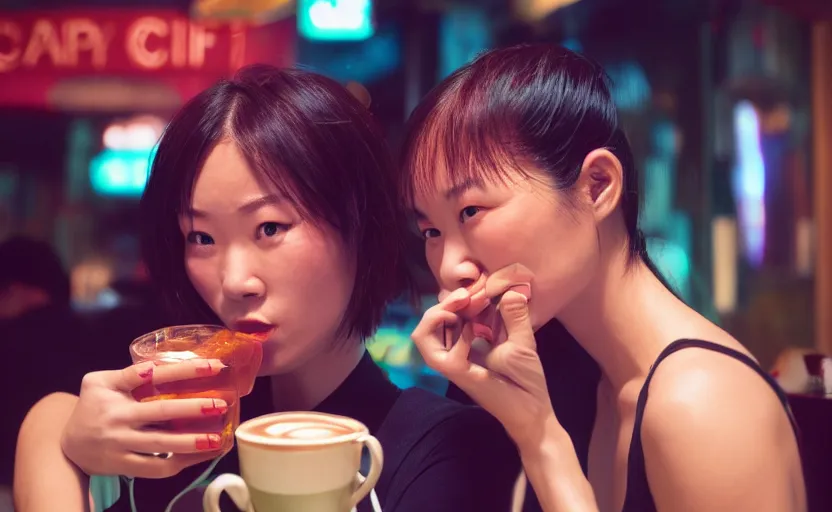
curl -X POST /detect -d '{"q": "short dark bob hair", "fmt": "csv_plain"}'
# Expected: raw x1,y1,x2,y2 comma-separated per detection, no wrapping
140,65,412,340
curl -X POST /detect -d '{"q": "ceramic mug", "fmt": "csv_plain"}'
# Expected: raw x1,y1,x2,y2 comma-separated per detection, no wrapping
203,412,383,512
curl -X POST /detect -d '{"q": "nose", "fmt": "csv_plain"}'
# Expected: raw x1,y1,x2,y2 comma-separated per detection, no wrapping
221,246,266,301
437,241,481,292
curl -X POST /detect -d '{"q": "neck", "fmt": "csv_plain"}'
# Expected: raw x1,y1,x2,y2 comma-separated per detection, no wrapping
557,248,686,391
269,339,365,411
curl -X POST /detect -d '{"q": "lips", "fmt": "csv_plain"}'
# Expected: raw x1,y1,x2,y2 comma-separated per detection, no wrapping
233,320,274,338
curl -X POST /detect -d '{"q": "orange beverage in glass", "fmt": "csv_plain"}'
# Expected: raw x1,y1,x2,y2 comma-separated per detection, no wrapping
129,325,265,451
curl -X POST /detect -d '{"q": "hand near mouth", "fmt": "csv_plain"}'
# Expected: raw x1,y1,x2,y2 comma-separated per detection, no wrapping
412,264,557,450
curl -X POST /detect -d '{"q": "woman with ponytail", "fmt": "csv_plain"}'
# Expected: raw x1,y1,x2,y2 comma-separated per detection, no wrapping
401,44,805,512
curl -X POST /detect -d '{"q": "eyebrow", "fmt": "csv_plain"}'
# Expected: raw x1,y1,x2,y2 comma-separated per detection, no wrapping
444,178,485,200
186,194,285,218
412,178,485,220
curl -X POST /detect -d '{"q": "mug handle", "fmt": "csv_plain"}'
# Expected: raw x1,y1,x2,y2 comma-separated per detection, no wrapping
203,474,253,512
349,434,384,508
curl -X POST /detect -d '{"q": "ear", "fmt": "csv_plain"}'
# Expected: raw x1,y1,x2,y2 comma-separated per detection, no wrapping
575,148,624,223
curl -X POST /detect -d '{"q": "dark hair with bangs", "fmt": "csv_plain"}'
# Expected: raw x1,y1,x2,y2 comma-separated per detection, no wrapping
401,43,667,283
140,64,412,340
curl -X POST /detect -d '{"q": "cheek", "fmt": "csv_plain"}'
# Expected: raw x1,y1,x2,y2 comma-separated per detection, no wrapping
467,208,552,269
276,230,354,329
185,258,219,307
471,208,599,322
424,243,442,280
526,221,599,322
289,252,352,300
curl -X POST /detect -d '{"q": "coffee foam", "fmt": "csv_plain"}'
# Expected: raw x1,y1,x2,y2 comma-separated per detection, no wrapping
237,412,366,448
261,421,353,440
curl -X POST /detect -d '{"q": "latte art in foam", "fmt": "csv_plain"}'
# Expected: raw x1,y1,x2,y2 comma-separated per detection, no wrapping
204,411,384,512
238,414,360,445
263,421,353,440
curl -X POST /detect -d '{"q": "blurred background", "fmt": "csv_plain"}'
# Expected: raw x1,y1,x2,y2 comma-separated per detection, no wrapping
2,0,832,506
3,0,831,374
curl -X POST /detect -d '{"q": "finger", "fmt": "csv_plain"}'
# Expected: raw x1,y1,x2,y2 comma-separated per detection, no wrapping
448,358,516,410
469,336,492,368
148,358,226,386
437,336,503,400
438,287,471,311
121,430,226,456
497,291,536,350
484,263,534,302
483,341,546,395
441,330,475,378
109,361,157,392
412,288,470,346
109,358,225,393
120,451,224,479
411,308,461,368
131,397,229,425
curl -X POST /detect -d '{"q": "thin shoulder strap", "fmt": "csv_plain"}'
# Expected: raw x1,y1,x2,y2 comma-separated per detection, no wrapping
635,339,798,435
622,339,800,512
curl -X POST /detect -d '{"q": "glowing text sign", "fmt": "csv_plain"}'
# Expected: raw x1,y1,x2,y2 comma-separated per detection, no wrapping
0,11,248,74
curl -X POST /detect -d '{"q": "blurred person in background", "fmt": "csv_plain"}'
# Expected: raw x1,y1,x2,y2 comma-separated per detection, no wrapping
0,236,89,499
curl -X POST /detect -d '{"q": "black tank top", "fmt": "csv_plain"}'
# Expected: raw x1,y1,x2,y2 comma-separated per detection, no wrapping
621,339,800,511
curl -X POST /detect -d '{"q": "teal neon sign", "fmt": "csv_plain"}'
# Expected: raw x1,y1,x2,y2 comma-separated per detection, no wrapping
298,0,374,41
89,148,156,197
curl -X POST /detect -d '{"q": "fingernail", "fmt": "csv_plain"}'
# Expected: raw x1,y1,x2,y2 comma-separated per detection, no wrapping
196,360,226,377
195,362,214,377
201,399,228,416
196,434,222,450
491,286,531,307
137,364,154,380
509,283,532,301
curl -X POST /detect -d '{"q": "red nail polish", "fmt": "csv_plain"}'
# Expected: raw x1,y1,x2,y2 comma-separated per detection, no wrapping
201,399,228,416
196,434,222,450
195,362,214,377
137,366,154,379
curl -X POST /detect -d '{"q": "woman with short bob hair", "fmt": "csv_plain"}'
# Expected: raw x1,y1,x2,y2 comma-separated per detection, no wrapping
14,65,520,512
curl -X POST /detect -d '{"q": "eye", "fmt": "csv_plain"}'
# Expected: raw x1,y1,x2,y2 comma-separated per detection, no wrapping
186,232,215,245
421,228,441,240
459,206,480,222
257,222,290,239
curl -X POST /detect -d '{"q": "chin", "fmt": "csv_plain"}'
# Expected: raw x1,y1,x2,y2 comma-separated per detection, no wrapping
528,308,550,333
256,341,290,376
257,357,298,377
256,342,314,377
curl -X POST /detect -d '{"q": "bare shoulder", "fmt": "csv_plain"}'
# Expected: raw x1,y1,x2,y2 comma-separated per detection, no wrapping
643,339,788,435
638,340,804,512
15,392,89,512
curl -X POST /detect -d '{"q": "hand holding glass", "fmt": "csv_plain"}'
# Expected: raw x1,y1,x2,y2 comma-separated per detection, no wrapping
129,325,265,452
